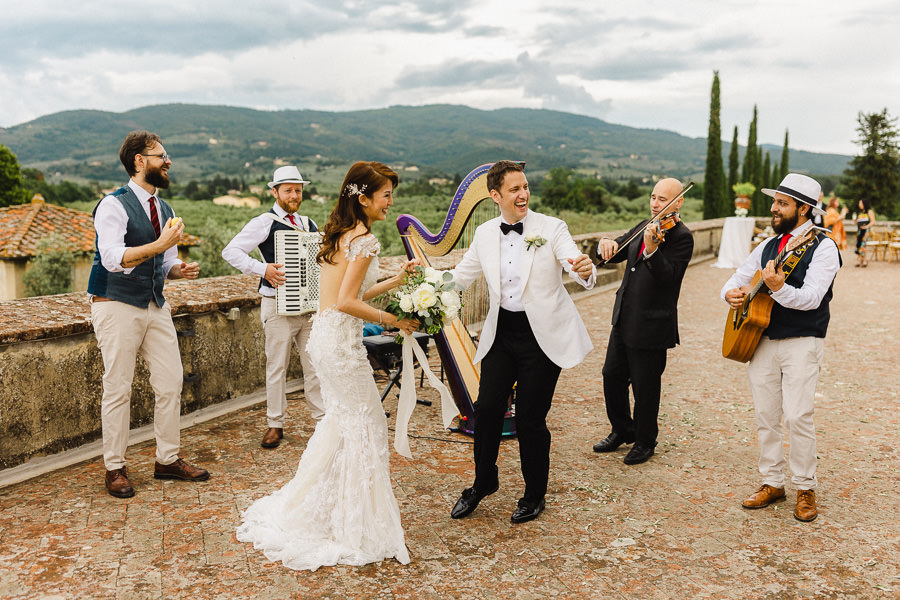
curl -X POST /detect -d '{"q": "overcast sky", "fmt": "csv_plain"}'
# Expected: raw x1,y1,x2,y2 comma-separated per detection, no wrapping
1,0,897,156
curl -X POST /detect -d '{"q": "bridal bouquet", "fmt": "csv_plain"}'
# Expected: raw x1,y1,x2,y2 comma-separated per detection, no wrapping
384,266,461,336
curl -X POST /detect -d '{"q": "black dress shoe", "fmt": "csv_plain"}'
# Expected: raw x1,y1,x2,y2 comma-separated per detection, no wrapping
592,431,635,453
623,443,655,465
450,482,499,519
510,498,545,524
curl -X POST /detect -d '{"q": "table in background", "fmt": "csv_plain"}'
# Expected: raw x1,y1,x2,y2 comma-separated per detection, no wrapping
712,217,756,269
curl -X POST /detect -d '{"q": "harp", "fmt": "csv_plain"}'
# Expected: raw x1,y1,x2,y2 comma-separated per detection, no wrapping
396,163,516,436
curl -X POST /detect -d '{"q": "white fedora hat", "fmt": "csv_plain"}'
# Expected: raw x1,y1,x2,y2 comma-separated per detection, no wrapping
268,165,310,189
761,173,825,216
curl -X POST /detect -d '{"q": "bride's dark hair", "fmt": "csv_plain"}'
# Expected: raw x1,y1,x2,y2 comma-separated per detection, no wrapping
317,161,399,265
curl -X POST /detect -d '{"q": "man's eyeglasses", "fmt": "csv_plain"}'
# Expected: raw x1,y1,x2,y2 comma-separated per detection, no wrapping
142,152,171,163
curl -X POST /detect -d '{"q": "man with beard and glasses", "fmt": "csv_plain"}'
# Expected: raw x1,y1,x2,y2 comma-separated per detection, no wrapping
222,166,324,448
721,173,840,522
88,130,209,499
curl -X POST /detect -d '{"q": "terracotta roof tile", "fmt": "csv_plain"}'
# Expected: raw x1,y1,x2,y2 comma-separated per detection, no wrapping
0,198,199,259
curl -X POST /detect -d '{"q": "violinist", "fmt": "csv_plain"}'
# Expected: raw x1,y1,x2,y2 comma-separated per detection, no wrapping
591,178,694,465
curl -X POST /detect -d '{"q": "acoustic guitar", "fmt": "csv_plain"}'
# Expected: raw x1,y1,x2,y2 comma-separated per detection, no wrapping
721,228,818,362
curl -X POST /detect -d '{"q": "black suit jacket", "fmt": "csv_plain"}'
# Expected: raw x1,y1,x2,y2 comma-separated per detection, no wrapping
607,220,694,349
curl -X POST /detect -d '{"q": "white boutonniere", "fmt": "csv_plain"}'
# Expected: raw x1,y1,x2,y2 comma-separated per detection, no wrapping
524,233,547,251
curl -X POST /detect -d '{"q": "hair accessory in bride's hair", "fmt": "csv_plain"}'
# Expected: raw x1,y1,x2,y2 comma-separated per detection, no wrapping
345,183,367,197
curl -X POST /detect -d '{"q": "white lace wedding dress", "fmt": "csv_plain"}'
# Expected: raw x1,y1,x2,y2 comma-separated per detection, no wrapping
236,233,410,571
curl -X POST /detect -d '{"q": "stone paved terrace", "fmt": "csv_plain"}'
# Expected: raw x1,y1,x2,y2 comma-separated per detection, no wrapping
1,249,898,599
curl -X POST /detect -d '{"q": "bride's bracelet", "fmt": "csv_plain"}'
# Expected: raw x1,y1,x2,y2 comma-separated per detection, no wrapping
377,310,383,325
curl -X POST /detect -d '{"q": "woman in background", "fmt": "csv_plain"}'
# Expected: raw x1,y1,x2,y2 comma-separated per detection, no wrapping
824,196,847,250
855,198,875,267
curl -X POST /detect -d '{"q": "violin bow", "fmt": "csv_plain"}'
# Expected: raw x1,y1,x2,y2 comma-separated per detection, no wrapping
597,181,694,266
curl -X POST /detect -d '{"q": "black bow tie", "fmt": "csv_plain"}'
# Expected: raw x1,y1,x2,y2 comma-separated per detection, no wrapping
500,221,523,235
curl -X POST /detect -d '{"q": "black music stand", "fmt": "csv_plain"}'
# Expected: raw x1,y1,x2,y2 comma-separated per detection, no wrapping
363,333,435,407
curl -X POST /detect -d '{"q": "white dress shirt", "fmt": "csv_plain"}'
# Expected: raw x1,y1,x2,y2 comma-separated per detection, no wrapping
221,203,312,298
498,217,526,311
720,221,840,311
94,180,180,276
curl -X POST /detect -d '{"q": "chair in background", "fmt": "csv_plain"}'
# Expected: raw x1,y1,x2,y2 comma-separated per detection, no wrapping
888,229,900,263
866,228,889,261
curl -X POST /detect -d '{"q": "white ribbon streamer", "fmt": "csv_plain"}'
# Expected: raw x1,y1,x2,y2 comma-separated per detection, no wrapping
393,331,458,458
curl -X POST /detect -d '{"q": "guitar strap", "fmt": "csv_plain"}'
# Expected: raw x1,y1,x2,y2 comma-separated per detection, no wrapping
779,239,813,279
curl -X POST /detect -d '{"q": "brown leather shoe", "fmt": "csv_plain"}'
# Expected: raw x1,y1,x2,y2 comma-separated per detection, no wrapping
261,427,284,448
794,489,818,522
105,467,135,498
741,484,786,509
153,458,210,481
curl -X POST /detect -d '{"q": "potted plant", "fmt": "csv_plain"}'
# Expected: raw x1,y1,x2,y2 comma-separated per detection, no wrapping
732,182,755,210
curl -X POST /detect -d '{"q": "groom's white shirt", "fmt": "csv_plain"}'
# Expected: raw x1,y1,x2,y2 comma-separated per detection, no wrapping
451,209,595,369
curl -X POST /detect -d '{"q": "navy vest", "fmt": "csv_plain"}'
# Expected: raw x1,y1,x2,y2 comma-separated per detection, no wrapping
257,209,318,292
87,186,173,308
760,233,839,339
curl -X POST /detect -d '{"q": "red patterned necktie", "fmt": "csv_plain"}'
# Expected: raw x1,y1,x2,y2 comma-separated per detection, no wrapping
286,214,298,227
777,233,792,253
148,196,161,237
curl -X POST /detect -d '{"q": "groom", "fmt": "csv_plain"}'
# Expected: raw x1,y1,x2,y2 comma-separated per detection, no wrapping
449,160,596,523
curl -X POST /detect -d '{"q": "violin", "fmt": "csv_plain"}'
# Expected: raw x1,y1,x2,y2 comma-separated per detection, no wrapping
648,210,681,244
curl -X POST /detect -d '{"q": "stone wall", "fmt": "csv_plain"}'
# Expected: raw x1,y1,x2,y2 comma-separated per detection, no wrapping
0,219,733,472
0,275,302,470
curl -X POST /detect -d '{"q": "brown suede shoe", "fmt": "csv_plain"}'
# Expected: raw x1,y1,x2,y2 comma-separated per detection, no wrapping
794,489,818,522
153,458,210,481
105,467,135,498
741,484,786,509
261,427,284,448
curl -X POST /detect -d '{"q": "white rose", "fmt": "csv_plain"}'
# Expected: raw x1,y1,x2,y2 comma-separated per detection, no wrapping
423,267,442,284
398,294,414,313
443,305,459,323
440,291,460,309
413,283,437,310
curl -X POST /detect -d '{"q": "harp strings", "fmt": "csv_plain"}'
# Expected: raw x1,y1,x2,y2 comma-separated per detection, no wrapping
456,200,496,331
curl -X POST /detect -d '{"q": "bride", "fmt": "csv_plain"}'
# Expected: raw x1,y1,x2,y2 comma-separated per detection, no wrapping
237,161,419,571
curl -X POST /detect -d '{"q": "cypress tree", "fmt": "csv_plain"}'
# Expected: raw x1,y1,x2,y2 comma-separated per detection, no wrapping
703,71,726,219
780,130,790,180
728,126,740,199
742,106,757,183
762,152,771,191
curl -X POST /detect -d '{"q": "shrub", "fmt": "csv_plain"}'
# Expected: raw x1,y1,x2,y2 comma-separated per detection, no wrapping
23,234,77,296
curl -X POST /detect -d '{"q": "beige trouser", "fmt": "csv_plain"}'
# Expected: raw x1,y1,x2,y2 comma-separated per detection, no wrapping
260,297,324,427
91,300,182,470
747,336,823,490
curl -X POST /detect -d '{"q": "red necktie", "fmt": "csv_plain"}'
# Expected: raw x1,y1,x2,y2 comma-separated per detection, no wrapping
286,214,297,227
148,196,161,238
777,233,792,253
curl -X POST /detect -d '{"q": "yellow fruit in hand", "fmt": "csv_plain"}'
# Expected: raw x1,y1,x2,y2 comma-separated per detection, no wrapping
170,216,182,227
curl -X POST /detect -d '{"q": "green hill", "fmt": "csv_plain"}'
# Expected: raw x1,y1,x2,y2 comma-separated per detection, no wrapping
0,104,850,184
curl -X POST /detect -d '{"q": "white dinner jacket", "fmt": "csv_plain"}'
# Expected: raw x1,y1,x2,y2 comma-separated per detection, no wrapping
451,210,594,369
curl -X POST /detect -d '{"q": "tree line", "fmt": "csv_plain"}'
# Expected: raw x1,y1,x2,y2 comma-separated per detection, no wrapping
703,71,900,219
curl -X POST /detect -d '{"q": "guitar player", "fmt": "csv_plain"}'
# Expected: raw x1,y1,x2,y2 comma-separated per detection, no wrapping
721,173,841,522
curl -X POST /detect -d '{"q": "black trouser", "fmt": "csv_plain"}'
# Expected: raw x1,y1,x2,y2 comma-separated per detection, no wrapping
473,308,561,504
601,326,668,447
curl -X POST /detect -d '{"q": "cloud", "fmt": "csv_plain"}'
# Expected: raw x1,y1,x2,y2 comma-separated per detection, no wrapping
0,0,476,72
395,59,516,89
394,52,611,118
